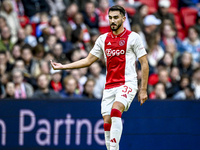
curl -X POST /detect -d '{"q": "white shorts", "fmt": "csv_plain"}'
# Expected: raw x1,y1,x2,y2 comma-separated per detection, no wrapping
101,83,138,116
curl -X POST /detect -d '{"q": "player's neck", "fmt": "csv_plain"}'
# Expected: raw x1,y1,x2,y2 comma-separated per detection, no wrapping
112,26,124,35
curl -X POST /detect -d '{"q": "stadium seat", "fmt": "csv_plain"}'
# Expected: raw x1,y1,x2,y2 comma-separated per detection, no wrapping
174,14,183,30
180,7,198,29
125,7,136,17
135,0,159,14
168,0,179,14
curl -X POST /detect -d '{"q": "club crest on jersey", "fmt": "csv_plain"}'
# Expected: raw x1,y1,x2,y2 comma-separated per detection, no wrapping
119,40,125,46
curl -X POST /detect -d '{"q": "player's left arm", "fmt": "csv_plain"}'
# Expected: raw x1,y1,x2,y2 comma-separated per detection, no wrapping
138,54,149,105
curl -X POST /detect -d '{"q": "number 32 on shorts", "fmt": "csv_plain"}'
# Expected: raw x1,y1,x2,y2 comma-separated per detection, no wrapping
122,85,132,94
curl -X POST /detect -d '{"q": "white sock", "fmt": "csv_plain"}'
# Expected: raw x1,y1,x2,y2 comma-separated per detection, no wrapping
104,123,111,150
110,109,123,150
104,131,110,150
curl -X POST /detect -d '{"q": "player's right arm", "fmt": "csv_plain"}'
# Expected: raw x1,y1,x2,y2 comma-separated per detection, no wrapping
50,53,99,70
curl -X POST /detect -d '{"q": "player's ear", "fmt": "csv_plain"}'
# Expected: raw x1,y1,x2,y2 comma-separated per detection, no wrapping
122,16,126,23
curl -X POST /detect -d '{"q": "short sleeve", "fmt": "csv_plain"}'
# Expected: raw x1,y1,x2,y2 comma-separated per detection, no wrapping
133,33,147,59
90,36,103,58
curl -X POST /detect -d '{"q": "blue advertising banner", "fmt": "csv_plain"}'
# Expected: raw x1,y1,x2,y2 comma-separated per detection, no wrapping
0,99,200,150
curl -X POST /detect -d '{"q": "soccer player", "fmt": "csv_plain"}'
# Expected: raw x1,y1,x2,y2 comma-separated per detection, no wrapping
51,5,149,150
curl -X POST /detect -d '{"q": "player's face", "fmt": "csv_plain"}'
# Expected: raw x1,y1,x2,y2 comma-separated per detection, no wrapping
109,11,125,31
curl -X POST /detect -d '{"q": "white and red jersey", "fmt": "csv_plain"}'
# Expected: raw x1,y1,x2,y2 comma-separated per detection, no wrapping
90,28,147,89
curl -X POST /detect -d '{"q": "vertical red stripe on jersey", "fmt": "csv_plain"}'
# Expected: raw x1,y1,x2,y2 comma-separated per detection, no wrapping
104,29,131,89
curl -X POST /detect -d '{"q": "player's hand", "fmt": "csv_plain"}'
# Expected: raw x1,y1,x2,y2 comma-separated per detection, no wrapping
50,60,63,70
138,89,148,106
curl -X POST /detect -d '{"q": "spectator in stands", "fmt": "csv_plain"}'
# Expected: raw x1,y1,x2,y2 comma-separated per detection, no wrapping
24,24,38,47
32,73,61,99
44,35,57,52
43,51,55,62
70,49,82,63
0,63,8,98
39,60,50,75
82,78,96,99
173,84,195,100
0,16,7,32
147,31,164,70
72,13,91,45
46,0,66,16
64,3,79,23
0,83,5,99
131,24,147,49
97,0,110,34
0,64,10,90
11,44,21,60
13,59,26,72
131,4,148,28
179,74,190,91
71,26,89,57
32,44,45,61
55,25,73,54
165,42,181,66
0,26,14,52
60,3,79,41
183,26,200,67
52,43,67,62
55,25,67,42
160,22,185,52
158,52,173,73
36,12,49,38
153,0,175,25
149,82,167,99
177,52,193,76
82,1,99,30
89,29,100,49
89,62,106,99
69,69,83,94
0,0,21,43
21,44,39,78
21,0,49,23
60,75,82,98
13,58,35,84
158,68,172,98
11,0,29,28
50,15,61,29
16,28,26,47
79,67,88,86
170,66,181,84
167,66,181,98
192,67,200,99
49,68,63,93
143,15,161,42
0,51,13,72
4,82,15,99
12,69,33,98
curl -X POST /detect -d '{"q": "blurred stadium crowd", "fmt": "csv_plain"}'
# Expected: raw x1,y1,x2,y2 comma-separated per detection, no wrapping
0,0,200,100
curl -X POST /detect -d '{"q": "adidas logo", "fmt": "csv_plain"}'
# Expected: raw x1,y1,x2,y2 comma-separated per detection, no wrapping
121,94,127,98
107,42,111,45
110,138,117,143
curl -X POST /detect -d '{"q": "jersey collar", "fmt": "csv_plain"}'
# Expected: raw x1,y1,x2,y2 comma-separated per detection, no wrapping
111,28,127,38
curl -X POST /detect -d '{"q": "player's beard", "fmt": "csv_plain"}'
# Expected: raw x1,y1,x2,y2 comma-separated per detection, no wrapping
110,20,123,31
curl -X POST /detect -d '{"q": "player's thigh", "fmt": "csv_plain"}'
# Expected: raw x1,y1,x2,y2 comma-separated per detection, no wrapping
101,88,116,116
115,83,138,111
